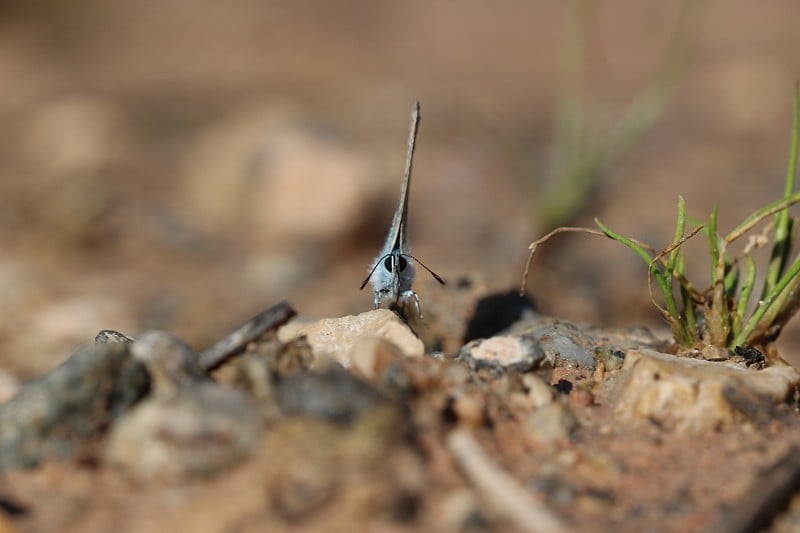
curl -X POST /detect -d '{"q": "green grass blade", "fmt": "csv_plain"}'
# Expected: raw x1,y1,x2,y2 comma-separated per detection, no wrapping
735,254,800,347
595,218,655,265
763,82,800,297
732,255,756,339
709,204,720,283
676,252,698,342
667,196,687,276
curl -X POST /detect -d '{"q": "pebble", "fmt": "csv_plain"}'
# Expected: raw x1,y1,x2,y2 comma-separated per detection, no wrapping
522,402,578,447
179,105,377,246
457,335,545,373
523,373,555,408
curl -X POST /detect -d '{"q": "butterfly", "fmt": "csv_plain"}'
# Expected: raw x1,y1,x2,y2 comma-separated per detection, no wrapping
359,101,445,318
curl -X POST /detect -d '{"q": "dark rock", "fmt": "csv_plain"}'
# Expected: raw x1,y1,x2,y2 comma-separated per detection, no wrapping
275,367,392,425
0,342,149,471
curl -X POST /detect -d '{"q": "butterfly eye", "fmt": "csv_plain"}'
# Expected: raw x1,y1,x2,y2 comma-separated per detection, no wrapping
398,256,408,272
383,256,394,272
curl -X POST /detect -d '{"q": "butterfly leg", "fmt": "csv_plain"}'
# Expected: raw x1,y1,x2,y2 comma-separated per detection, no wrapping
400,290,423,319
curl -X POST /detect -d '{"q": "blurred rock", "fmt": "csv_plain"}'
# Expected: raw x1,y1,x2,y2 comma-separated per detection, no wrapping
0,342,149,471
261,405,423,524
348,336,406,379
612,349,800,432
280,309,424,368
0,369,19,405
180,104,378,245
105,331,263,481
17,96,126,180
522,373,554,408
12,97,128,248
594,346,626,371
275,367,393,425
525,323,597,369
521,402,578,447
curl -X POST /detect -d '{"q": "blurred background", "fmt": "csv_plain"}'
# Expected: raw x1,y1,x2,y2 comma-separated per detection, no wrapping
2,0,800,376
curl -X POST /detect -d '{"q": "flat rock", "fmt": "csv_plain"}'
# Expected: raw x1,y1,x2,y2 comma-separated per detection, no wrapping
279,310,424,368
612,349,800,432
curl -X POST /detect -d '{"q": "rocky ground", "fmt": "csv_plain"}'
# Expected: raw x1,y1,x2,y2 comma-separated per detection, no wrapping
4,2,800,532
1,292,800,532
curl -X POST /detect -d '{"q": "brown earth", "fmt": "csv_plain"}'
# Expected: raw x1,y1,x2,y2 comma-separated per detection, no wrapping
2,2,800,532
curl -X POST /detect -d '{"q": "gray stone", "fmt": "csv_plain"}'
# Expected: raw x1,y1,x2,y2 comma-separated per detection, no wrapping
0,342,149,471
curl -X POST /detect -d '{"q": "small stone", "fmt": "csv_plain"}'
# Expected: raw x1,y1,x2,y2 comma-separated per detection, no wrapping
283,310,424,368
95,329,135,344
523,373,554,408
701,344,730,361
522,402,577,447
594,346,625,371
457,336,545,373
530,326,596,368
612,349,800,432
131,331,207,394
570,389,595,407
450,391,486,426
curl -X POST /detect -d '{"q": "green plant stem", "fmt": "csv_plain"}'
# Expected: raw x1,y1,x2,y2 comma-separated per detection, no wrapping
732,255,756,338
595,218,687,344
735,254,800,347
763,82,800,297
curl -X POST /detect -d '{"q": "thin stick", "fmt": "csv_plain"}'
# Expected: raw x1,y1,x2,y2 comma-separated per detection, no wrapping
646,224,705,319
447,429,569,533
197,300,296,372
520,227,606,295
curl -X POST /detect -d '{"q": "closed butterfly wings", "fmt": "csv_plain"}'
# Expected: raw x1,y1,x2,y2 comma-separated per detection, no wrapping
360,101,444,317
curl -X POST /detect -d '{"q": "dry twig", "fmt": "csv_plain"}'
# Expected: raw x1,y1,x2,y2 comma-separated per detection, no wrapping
447,429,569,533
197,300,296,372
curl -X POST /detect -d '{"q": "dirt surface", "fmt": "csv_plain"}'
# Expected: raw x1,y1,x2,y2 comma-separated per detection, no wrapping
3,2,800,532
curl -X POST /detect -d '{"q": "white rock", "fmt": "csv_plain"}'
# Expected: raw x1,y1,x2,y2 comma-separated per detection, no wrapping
458,335,545,372
281,310,424,368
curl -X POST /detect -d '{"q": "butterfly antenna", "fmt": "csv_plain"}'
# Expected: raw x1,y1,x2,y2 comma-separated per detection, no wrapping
359,254,391,290
403,253,445,285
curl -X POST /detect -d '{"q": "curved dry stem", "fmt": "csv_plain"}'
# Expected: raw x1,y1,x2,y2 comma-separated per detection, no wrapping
520,227,606,294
